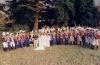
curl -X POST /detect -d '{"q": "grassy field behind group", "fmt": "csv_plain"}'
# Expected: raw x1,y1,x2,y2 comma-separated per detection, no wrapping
0,45,100,65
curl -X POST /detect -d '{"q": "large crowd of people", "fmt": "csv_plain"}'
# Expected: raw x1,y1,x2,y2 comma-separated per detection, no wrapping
1,26,100,51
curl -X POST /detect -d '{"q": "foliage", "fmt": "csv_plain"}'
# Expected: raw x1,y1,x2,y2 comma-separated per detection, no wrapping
9,0,37,31
55,0,75,22
75,0,97,26
9,0,97,27
9,0,36,22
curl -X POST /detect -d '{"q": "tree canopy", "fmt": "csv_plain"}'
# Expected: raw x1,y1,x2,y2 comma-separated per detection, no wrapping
8,0,97,28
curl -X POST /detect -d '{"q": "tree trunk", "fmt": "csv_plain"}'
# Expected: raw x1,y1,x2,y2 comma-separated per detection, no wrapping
34,15,38,32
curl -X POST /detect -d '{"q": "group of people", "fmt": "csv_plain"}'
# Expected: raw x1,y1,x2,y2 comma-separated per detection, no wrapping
1,26,100,51
1,30,31,51
32,26,100,50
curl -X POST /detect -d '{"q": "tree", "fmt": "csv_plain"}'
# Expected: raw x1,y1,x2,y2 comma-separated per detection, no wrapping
8,0,98,30
55,0,75,26
75,0,97,27
9,0,50,31
8,0,37,31
56,0,97,26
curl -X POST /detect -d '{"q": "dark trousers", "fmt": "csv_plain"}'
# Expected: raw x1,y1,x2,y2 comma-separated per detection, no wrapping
65,38,69,45
74,37,77,45
56,38,60,45
82,37,85,46
3,48,8,51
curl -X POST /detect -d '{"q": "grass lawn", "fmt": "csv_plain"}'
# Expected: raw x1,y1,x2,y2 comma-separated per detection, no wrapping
0,45,100,65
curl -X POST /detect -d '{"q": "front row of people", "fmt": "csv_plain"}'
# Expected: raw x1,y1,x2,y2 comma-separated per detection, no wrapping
1,31,31,51
1,26,100,51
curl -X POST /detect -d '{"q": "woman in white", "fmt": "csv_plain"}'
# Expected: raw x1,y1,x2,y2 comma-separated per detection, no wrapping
45,34,51,47
34,33,46,51
42,33,47,47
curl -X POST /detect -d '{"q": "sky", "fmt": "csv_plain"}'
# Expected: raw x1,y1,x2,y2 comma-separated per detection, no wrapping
0,0,12,4
94,0,100,6
0,0,6,4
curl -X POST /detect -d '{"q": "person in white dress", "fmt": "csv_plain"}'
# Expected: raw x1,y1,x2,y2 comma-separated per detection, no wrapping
34,33,46,51
45,34,51,47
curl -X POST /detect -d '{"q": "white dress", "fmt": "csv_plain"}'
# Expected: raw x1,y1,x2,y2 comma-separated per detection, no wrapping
43,35,47,47
34,35,45,51
2,42,8,48
45,35,51,47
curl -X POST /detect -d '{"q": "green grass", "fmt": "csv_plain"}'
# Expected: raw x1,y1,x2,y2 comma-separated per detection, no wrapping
0,45,100,65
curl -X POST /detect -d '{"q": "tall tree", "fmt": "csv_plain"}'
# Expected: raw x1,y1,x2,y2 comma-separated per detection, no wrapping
55,0,75,26
9,0,37,31
75,0,97,26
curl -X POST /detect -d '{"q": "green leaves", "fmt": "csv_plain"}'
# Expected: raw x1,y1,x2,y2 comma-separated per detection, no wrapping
78,0,97,26
9,0,97,27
